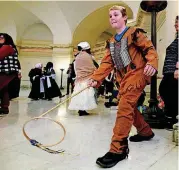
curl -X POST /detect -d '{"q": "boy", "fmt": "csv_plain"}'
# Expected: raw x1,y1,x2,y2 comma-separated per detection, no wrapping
88,5,158,168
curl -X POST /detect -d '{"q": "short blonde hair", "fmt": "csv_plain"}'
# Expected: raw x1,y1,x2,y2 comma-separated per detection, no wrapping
109,5,127,24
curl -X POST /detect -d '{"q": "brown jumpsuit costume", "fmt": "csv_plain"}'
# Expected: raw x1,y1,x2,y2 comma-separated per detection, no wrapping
91,27,158,153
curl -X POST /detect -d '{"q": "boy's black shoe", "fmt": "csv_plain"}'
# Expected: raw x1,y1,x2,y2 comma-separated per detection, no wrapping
0,108,9,116
96,149,129,168
129,132,155,142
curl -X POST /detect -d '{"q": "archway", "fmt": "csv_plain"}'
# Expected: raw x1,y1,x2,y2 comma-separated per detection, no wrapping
20,23,54,83
72,3,134,49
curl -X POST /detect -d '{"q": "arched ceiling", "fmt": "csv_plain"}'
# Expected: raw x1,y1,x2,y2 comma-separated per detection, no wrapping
0,1,167,47
17,1,72,44
0,1,41,43
0,1,72,44
72,2,135,48
22,23,53,42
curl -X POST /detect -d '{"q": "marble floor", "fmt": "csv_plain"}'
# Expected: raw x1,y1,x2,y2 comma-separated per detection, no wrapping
0,89,178,170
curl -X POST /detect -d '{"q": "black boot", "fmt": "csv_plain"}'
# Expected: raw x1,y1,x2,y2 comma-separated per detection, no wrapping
59,94,65,98
129,132,155,142
165,116,177,130
39,93,44,99
78,110,89,116
96,148,129,168
0,107,9,116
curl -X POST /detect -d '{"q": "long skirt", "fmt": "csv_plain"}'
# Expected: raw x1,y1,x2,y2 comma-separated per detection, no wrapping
68,80,97,110
44,77,62,99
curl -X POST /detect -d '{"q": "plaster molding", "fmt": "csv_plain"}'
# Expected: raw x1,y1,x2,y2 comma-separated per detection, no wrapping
19,51,52,57
50,44,73,48
52,47,73,57
19,44,52,49
21,39,52,45
17,40,73,51
19,47,73,57
18,40,73,57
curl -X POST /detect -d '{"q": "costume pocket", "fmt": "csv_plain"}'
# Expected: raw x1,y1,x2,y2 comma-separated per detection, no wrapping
119,76,147,95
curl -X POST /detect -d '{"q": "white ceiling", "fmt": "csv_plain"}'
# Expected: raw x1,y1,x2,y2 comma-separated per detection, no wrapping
0,1,167,45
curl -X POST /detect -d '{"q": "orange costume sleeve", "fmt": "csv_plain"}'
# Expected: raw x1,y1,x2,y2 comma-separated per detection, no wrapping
91,47,114,87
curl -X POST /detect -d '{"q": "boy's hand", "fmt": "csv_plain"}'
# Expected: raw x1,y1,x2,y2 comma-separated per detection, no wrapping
88,79,98,87
144,65,156,76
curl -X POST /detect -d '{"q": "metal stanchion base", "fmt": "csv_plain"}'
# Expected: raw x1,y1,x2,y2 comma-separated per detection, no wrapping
142,103,165,129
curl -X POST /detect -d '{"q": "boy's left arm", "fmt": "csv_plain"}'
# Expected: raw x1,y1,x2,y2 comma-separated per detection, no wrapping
133,29,158,73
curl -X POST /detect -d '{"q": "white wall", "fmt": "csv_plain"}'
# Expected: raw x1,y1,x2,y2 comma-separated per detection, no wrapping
0,19,17,43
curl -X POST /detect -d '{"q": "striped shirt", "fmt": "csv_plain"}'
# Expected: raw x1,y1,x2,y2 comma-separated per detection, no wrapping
163,34,178,74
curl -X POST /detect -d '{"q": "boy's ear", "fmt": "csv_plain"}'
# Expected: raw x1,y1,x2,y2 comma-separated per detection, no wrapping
124,15,127,21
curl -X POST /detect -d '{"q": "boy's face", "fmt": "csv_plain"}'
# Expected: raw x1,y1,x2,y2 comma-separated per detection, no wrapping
109,10,127,29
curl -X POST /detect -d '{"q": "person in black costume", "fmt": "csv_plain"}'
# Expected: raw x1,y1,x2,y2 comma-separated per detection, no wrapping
44,62,64,100
28,63,44,100
66,63,75,95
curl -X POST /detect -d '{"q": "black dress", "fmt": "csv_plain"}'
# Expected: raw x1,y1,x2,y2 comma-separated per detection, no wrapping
28,68,43,100
44,69,62,100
